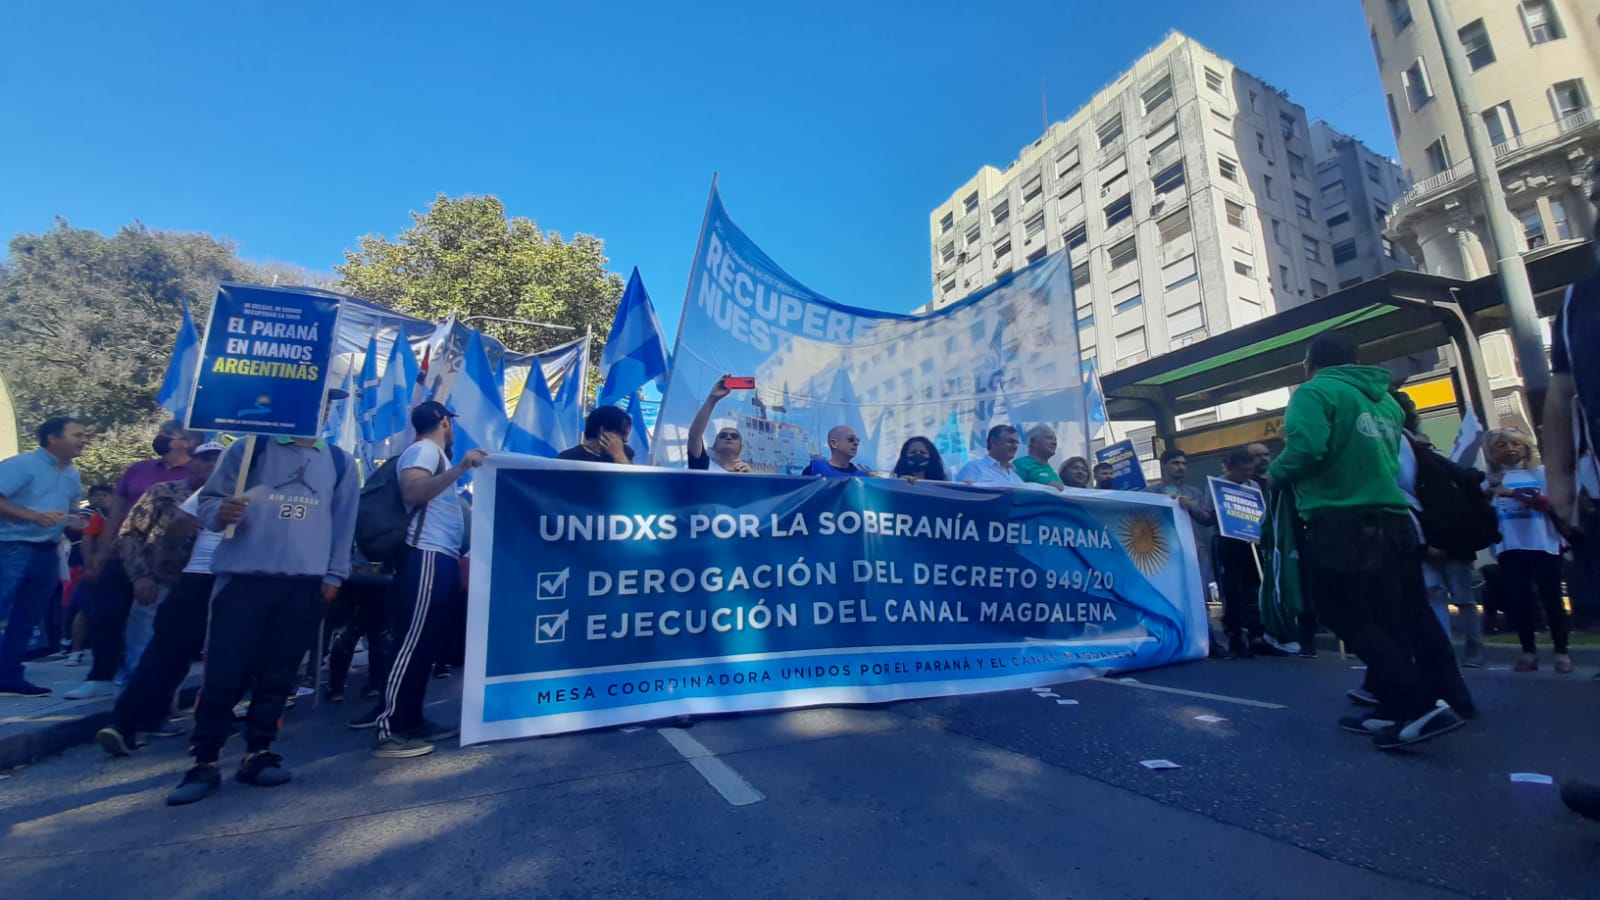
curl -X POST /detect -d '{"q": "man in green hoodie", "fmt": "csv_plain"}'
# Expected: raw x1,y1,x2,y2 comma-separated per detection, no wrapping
1268,331,1465,750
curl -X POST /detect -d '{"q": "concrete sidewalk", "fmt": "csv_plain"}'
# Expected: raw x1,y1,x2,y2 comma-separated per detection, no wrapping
0,655,202,772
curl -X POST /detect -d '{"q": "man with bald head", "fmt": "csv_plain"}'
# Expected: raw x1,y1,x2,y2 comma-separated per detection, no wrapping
802,426,871,478
1013,425,1065,490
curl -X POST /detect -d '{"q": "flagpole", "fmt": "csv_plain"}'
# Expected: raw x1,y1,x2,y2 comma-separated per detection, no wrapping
647,173,720,466
577,324,593,439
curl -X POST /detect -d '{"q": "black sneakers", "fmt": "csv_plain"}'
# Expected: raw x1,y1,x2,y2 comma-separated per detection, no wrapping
166,764,221,806
236,751,292,787
1338,713,1396,735
1372,704,1466,750
0,681,51,698
374,734,435,759
1251,637,1291,658
95,726,144,757
1346,687,1379,706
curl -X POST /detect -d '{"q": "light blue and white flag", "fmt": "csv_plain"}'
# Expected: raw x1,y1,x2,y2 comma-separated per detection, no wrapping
358,335,381,447
373,332,420,460
503,353,570,458
597,268,669,406
448,327,509,465
157,298,202,423
624,390,651,460
553,344,587,444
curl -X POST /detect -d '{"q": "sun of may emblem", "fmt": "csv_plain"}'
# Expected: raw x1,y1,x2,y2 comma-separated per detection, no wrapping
1117,511,1170,576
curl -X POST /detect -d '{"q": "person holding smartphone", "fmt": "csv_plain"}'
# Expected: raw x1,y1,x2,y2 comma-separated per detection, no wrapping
1484,427,1572,674
686,375,751,473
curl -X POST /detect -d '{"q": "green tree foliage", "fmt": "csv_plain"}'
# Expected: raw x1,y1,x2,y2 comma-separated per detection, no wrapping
334,193,625,360
0,220,285,482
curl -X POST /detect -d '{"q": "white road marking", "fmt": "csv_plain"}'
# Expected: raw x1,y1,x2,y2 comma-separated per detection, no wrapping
1089,677,1287,709
658,728,765,807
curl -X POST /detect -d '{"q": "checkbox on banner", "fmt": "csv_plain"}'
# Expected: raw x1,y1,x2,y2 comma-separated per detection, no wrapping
536,611,569,644
537,568,571,602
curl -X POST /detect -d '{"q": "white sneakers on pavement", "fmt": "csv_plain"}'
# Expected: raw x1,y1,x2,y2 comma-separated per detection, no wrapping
64,680,118,700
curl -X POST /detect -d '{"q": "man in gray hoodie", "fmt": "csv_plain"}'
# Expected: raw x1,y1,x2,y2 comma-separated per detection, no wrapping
166,434,357,806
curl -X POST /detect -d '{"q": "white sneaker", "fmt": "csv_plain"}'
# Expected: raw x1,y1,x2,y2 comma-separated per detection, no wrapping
62,651,86,666
64,680,117,700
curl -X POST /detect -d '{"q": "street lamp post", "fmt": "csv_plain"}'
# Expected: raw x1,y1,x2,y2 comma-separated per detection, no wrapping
1422,0,1549,427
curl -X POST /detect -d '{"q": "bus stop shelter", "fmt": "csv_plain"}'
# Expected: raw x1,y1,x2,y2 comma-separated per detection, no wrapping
1100,241,1597,447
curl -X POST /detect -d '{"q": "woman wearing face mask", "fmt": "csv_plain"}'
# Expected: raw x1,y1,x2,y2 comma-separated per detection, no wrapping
1484,428,1572,674
892,436,948,484
1057,456,1091,489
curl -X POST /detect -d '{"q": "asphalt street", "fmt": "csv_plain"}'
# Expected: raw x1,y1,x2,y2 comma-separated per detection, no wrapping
1,653,1596,899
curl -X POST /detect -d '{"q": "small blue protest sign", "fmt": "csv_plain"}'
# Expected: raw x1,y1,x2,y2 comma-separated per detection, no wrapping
1094,440,1147,491
1208,476,1266,542
187,284,343,437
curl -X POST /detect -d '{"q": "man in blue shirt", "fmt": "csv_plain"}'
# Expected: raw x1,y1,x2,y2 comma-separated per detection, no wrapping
802,426,870,477
0,417,88,697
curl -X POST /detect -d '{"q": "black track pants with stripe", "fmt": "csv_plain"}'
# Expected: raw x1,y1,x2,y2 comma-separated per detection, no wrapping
376,547,461,741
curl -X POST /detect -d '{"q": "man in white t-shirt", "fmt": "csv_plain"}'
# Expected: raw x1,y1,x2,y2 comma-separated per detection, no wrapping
373,401,486,759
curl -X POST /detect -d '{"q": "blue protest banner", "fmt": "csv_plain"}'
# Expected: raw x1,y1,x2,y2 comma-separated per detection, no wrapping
1207,476,1266,543
187,284,343,437
1094,440,1147,491
461,458,1207,742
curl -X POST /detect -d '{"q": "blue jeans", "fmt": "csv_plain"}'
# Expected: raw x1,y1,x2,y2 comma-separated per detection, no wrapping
0,541,60,685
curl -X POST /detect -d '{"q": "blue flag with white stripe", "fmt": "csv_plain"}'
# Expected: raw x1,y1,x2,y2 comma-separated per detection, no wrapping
449,327,509,465
503,353,570,457
597,267,669,406
157,298,201,422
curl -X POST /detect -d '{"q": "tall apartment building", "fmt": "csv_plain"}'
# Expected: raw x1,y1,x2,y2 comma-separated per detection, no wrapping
928,32,1405,439
1365,0,1599,276
1309,122,1418,287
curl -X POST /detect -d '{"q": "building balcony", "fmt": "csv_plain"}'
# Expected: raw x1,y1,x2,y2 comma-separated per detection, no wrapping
1390,107,1599,224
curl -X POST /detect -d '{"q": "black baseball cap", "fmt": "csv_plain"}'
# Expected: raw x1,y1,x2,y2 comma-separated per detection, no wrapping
411,400,457,434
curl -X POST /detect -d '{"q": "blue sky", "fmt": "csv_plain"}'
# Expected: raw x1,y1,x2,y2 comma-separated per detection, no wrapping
1,1,1393,347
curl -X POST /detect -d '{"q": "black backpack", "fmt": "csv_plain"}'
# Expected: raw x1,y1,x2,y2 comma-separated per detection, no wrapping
1409,437,1499,556
355,453,444,563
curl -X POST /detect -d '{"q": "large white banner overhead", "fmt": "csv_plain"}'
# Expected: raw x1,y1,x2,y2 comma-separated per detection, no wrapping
652,187,1091,474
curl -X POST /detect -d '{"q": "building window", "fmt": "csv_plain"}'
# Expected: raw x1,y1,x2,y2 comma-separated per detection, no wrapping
1322,180,1347,203
1157,209,1192,244
1115,327,1147,361
1311,279,1328,298
1026,247,1047,265
1114,294,1143,314
1517,206,1546,249
1072,261,1090,287
1234,260,1254,277
1328,211,1351,227
1303,235,1322,263
1225,200,1247,228
1279,112,1296,141
1060,182,1084,211
1387,95,1403,138
1459,19,1496,70
1550,80,1590,126
1482,101,1520,145
1272,219,1287,247
1382,238,1396,258
1065,223,1088,250
1551,198,1573,241
1403,59,1433,111
1387,0,1412,33
1423,137,1451,175
992,199,1010,227
1519,1,1564,45
995,237,1012,259
1022,175,1043,203
1097,113,1124,148
1148,116,1179,154
1332,239,1359,264
1141,75,1174,115
1056,147,1081,180
965,224,981,246
1204,67,1225,95
1369,27,1383,66
1104,194,1133,228
1108,237,1138,270
1168,303,1205,337
1218,155,1240,183
1024,211,1046,239
939,212,954,233
1077,311,1095,330
1263,174,1276,199
1152,162,1185,196
1375,203,1389,224
1279,264,1292,288
940,242,956,263
1294,192,1314,218
1288,152,1306,178
942,278,957,296
964,192,979,215
1366,161,1382,183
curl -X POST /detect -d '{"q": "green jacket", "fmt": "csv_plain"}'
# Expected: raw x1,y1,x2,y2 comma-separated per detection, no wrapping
1266,364,1409,517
